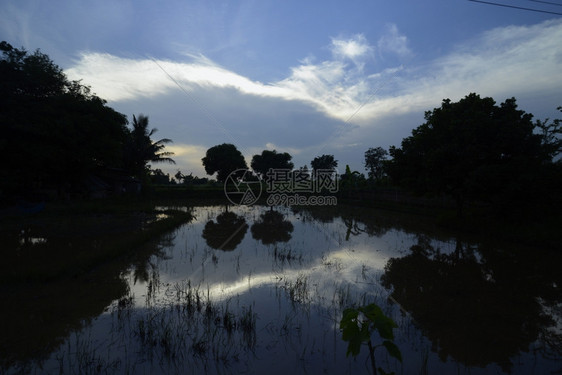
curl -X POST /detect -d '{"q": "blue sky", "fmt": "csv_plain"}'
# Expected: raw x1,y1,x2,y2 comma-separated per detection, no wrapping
2,0,562,178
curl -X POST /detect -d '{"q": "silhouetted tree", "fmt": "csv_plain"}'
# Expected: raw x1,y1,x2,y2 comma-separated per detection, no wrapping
535,106,562,160
251,150,294,179
149,169,175,185
0,41,129,199
386,93,552,216
340,165,365,190
202,143,247,182
364,147,388,181
124,114,175,179
310,154,338,174
175,170,186,184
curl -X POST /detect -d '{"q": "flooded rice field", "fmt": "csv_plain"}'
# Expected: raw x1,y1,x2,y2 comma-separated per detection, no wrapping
1,203,561,374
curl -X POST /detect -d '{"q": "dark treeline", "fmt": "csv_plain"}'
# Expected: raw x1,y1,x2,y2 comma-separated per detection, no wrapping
200,94,562,219
201,143,338,183
0,41,174,204
385,94,562,217
4,40,561,219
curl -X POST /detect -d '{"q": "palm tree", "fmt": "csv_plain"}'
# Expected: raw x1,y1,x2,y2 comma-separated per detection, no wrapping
125,114,175,178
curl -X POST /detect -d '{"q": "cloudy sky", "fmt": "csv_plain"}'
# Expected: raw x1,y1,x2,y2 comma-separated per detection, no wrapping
2,0,562,178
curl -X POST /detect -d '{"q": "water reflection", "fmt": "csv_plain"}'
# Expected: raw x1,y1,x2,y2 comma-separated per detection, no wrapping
381,235,562,372
131,231,175,284
293,205,414,240
340,212,391,240
0,210,186,373
2,203,561,374
251,210,294,245
201,211,248,250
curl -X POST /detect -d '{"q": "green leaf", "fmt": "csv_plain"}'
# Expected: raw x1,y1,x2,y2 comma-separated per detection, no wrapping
341,320,360,342
378,326,393,340
340,308,368,358
360,303,383,322
346,337,362,357
340,308,359,329
375,316,396,340
382,340,403,363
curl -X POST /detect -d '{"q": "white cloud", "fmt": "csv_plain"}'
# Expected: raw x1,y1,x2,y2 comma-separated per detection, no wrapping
65,53,172,101
330,34,374,66
66,51,362,120
66,52,290,102
65,19,562,175
351,19,562,124
261,143,302,156
377,24,412,58
68,19,562,128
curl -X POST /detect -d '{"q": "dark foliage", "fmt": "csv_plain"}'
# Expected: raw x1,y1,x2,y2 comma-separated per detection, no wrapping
0,41,175,201
310,154,338,174
250,150,294,179
124,114,175,180
202,143,247,182
1,42,130,200
364,147,388,181
386,93,562,215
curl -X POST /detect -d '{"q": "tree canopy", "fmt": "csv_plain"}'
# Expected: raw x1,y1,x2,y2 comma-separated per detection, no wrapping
364,147,388,181
124,114,175,179
310,154,338,174
201,143,247,182
0,41,175,201
386,93,561,215
250,150,294,179
1,41,130,200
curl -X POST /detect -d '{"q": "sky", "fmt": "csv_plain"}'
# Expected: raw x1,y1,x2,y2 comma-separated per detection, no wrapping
2,0,562,178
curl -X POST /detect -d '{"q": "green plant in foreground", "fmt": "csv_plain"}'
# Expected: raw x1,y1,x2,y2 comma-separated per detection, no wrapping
340,303,402,375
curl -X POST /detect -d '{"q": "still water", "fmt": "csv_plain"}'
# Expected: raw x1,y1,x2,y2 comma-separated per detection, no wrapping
2,203,561,374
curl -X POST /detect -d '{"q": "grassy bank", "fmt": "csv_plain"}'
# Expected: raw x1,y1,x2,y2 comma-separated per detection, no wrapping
0,197,193,284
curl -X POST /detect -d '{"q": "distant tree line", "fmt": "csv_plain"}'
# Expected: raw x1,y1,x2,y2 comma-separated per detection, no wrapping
201,143,340,184
7,40,558,215
200,93,561,217
0,41,175,202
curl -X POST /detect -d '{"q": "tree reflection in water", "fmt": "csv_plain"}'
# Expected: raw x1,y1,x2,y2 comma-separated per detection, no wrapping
0,228,177,372
202,211,249,251
251,210,294,245
381,235,562,372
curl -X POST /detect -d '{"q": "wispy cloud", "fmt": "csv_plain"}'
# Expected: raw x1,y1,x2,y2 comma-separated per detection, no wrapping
349,19,562,124
65,18,562,175
0,3,34,49
68,19,561,128
330,34,374,67
377,24,412,58
66,36,381,122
